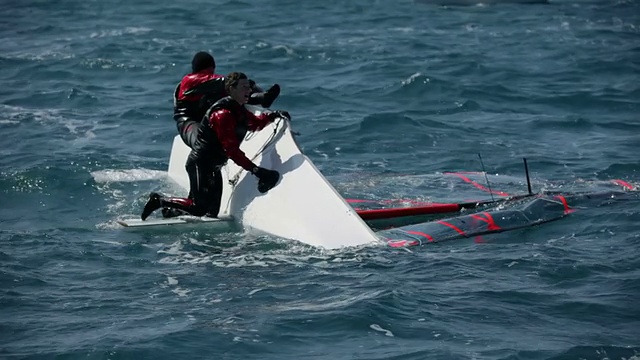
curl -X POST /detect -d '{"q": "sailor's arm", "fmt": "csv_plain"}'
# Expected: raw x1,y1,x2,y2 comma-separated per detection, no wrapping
246,108,291,131
245,109,275,132
172,83,189,122
210,109,256,171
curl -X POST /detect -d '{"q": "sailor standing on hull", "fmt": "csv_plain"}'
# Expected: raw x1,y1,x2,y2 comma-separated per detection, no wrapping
141,72,289,220
173,51,281,149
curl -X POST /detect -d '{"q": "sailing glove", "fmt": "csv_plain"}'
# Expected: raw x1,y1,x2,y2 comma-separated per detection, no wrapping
252,167,280,193
270,110,290,121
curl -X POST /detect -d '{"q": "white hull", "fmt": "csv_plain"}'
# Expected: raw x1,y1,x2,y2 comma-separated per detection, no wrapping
167,116,381,249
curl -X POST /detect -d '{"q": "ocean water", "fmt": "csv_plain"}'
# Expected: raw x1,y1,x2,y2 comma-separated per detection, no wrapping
1,0,640,359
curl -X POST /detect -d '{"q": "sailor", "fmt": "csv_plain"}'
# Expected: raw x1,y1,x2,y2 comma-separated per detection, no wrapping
141,72,289,220
173,51,280,148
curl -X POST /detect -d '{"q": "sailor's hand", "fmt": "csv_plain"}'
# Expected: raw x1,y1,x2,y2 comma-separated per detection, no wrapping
252,167,280,193
273,110,290,120
266,110,289,121
252,166,279,180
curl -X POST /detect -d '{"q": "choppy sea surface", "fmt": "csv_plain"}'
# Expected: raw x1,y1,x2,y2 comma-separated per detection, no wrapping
1,0,639,359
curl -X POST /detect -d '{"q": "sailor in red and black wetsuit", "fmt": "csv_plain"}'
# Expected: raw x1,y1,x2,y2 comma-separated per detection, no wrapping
141,72,288,220
174,51,281,148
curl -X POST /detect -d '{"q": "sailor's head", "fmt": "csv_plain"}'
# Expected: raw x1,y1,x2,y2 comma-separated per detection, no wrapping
191,51,215,73
225,72,252,105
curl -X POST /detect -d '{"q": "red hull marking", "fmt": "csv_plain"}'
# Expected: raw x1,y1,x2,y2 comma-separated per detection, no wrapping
554,195,575,214
612,179,635,190
469,212,501,231
387,239,421,247
356,203,461,220
405,230,435,242
445,172,510,197
437,220,467,236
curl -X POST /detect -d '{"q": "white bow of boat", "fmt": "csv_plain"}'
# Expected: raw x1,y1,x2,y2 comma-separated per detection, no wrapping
167,114,382,249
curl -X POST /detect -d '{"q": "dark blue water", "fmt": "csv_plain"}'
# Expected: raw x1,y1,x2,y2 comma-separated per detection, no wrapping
2,0,639,359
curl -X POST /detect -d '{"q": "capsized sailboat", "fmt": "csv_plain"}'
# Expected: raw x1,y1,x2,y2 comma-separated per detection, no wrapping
129,109,637,249
166,115,381,249
379,190,637,247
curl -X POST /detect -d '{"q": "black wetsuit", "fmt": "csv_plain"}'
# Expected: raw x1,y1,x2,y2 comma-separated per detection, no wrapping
154,97,274,218
141,77,281,220
174,73,280,149
173,71,226,148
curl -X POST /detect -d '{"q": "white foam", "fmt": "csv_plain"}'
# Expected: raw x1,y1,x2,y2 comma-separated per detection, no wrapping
275,290,386,312
171,287,190,297
89,27,152,38
248,288,263,296
91,168,167,183
401,72,423,85
370,324,394,337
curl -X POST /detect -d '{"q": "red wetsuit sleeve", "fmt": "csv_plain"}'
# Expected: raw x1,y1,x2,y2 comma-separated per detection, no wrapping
209,109,256,171
245,109,273,131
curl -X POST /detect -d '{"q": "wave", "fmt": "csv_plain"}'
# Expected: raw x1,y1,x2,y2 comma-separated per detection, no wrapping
90,168,168,183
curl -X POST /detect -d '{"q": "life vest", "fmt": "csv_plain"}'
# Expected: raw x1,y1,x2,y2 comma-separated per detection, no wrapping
189,97,248,165
173,72,225,123
205,97,249,142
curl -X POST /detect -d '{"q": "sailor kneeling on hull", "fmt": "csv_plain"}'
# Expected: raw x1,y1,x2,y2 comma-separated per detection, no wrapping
141,72,287,221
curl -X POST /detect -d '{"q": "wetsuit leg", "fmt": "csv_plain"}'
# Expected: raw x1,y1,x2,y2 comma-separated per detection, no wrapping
147,161,211,218
181,160,214,216
141,191,193,220
140,163,222,220
204,168,223,217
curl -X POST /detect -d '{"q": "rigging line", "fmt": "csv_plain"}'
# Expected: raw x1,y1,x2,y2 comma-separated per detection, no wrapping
227,117,285,187
478,153,495,202
223,118,286,212
523,157,533,195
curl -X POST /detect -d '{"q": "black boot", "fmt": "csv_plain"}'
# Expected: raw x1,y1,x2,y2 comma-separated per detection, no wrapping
247,84,281,108
141,192,162,220
161,207,188,218
261,84,280,108
204,211,218,218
